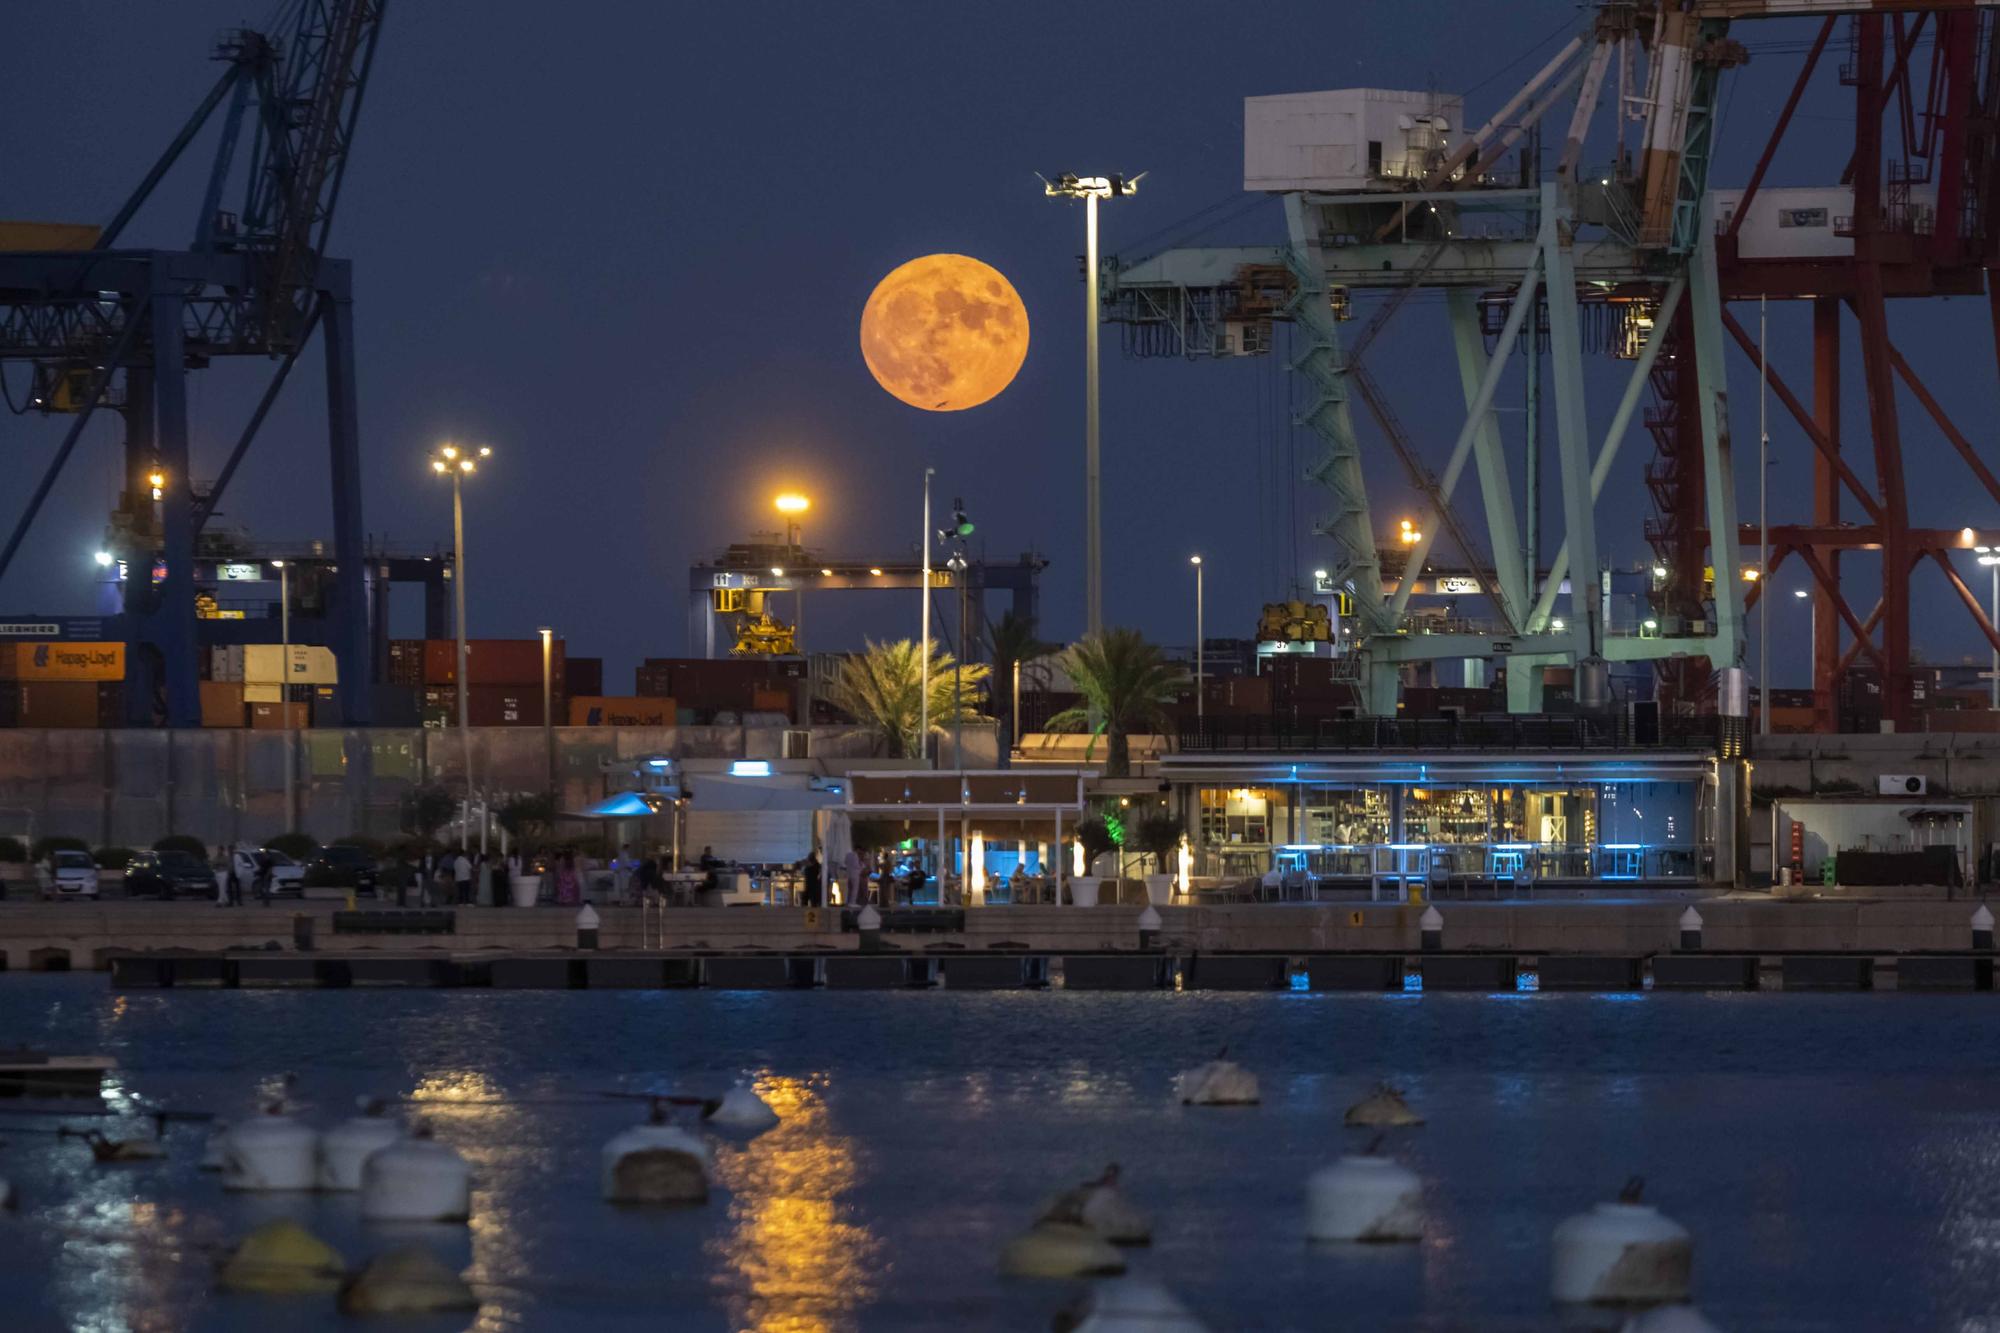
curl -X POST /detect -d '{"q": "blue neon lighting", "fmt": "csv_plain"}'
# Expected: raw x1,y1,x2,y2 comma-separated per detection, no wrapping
729,760,773,777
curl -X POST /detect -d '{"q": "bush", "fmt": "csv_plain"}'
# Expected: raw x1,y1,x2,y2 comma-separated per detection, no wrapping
93,847,136,870
1136,814,1184,871
0,836,24,864
153,834,209,858
31,835,90,862
330,834,385,857
267,831,317,860
1074,816,1116,874
401,784,456,840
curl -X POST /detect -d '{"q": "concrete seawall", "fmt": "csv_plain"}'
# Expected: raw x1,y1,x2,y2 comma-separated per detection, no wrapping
2,899,1994,972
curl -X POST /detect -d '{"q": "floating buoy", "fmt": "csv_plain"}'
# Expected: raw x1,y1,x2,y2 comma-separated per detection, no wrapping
319,1097,403,1192
603,1099,711,1205
1174,1047,1259,1106
706,1081,780,1134
216,1219,346,1295
64,1128,167,1164
1058,1277,1209,1332
1344,1083,1425,1128
1042,1163,1151,1246
222,1104,319,1191
338,1246,479,1315
1620,1306,1725,1333
360,1124,471,1223
1306,1145,1424,1243
999,1221,1125,1279
1551,1178,1692,1306
200,1122,230,1170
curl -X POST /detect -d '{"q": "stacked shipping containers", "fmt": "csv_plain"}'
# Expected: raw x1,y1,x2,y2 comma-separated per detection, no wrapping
633,657,804,723
414,638,566,728
0,642,125,728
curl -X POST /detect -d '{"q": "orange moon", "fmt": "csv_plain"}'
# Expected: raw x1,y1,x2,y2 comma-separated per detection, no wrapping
859,254,1029,411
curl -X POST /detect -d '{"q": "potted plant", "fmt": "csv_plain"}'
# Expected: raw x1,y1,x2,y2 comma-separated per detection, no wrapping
1070,816,1116,907
1136,814,1184,906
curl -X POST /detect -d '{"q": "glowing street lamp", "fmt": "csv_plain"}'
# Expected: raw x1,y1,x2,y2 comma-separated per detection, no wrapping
774,492,810,551
1190,555,1204,729
1043,171,1140,639
430,441,492,847
1397,518,1421,545
1979,547,2000,709
272,559,294,827
93,550,113,568
148,468,165,502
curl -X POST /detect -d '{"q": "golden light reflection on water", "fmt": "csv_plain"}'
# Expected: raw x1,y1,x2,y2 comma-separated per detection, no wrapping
48,1189,212,1333
706,1072,881,1333
409,1068,529,1331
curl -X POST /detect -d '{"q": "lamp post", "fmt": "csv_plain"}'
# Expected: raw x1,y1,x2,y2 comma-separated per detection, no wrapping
273,559,291,831
1189,555,1204,728
1043,172,1138,640
1791,588,1815,708
919,466,934,764
432,442,490,848
538,626,555,801
1980,548,2000,710
775,492,810,648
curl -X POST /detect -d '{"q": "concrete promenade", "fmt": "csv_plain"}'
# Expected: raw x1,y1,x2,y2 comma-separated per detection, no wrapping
1,896,1994,973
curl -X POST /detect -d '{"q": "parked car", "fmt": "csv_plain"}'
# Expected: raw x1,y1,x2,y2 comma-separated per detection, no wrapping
40,849,99,900
124,849,218,900
305,844,380,895
230,847,305,897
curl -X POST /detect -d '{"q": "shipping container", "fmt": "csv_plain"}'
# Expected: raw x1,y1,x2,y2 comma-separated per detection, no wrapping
568,695,675,727
370,684,422,728
566,656,603,698
244,643,338,685
208,644,246,683
18,680,110,728
386,639,425,687
200,680,245,728
3,641,124,682
420,685,544,726
311,686,342,728
423,638,564,687
249,701,310,730
750,686,795,719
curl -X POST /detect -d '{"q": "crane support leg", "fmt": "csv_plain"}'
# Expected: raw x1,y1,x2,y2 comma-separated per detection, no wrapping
322,287,372,725
150,295,201,728
1690,196,1743,669
1540,183,1602,657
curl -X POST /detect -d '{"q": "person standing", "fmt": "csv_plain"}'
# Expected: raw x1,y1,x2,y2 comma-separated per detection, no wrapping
841,847,863,908
453,849,473,906
801,850,823,909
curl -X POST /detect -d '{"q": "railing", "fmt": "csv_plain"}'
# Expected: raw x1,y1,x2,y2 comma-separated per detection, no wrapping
1177,714,1722,754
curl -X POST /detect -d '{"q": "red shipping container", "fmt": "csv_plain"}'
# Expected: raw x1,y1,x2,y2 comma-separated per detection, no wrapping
467,684,544,727
566,656,603,698
249,701,309,730
16,681,101,728
424,638,565,686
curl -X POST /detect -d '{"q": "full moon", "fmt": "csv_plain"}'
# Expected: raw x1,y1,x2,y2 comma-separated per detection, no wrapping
859,254,1029,412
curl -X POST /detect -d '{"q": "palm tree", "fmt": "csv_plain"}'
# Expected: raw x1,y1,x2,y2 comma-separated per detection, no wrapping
827,638,990,760
985,609,1055,763
1045,629,1187,777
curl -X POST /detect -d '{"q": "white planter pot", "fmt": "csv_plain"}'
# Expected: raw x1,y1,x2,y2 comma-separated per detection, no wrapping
1069,877,1101,908
510,874,542,907
1144,874,1175,906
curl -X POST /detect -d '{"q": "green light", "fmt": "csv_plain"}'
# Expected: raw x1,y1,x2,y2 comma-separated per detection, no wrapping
1104,813,1126,846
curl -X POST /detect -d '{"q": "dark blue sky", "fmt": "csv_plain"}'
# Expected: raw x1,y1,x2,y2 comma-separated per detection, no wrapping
5,2,1995,689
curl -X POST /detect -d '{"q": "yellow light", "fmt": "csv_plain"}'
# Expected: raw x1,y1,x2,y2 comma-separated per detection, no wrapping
1397,518,1421,544
440,444,458,461
459,459,475,473
820,568,833,577
1742,567,1760,582
478,446,492,458
432,460,448,474
869,567,884,577
771,566,785,576
147,470,165,489
774,493,811,515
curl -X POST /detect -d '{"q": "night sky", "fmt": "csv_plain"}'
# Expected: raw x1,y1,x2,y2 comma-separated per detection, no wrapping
5,2,1993,690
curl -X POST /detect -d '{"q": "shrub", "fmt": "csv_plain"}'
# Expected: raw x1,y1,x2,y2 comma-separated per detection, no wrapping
267,831,317,860
0,836,25,864
153,834,209,858
1074,816,1116,874
401,784,456,840
1135,814,1184,872
30,835,90,862
330,834,385,857
496,793,557,846
93,847,136,870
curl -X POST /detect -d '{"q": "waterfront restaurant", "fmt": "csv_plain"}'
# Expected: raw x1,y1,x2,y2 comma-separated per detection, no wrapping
1159,739,1721,896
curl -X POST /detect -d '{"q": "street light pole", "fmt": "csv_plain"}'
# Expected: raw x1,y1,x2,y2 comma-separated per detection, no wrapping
274,559,292,832
1981,549,2000,709
538,626,554,801
1043,172,1138,640
1758,295,1770,735
433,443,490,849
919,466,934,764
1190,555,1204,729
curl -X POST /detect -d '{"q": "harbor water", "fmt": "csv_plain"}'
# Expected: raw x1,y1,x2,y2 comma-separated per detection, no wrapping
1,975,1996,1330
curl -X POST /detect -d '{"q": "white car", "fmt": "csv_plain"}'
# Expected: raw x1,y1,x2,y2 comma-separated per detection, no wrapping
230,847,306,897
41,850,100,900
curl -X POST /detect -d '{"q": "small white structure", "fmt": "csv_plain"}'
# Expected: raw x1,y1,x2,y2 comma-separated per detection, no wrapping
318,1099,402,1192
1552,1181,1692,1306
1620,1306,1725,1333
1065,1278,1210,1332
360,1127,472,1223
1175,1052,1260,1106
221,1106,319,1192
1306,1152,1424,1243
707,1082,780,1134
1244,88,1464,193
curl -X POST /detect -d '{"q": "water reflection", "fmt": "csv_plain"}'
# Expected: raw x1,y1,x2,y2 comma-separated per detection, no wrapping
409,1069,525,1331
706,1073,881,1333
46,1175,214,1333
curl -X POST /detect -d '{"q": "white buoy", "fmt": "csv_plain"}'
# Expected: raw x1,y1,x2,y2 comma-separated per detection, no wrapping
1306,1148,1423,1243
706,1081,780,1134
602,1100,712,1205
1174,1048,1259,1106
1551,1179,1692,1306
221,1104,319,1192
360,1124,471,1223
1042,1163,1151,1245
998,1221,1125,1278
1062,1277,1209,1331
318,1097,403,1192
1344,1083,1425,1128
200,1122,230,1170
1621,1306,1725,1333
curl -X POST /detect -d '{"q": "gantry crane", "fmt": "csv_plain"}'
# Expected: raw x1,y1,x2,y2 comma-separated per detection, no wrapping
0,1,387,725
1104,0,2000,728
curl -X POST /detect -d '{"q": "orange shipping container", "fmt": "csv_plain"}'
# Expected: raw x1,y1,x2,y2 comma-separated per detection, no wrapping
568,695,674,727
200,680,245,728
750,686,794,717
5,641,124,681
16,681,106,727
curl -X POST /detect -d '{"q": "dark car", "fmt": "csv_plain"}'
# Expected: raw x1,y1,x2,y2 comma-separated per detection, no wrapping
305,843,380,895
124,849,216,900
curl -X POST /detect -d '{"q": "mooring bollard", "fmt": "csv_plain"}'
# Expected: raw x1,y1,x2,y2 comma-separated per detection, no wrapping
1419,905,1443,953
576,902,600,950
1678,905,1703,952
857,903,883,953
291,913,314,952
1137,904,1162,950
1974,903,1994,952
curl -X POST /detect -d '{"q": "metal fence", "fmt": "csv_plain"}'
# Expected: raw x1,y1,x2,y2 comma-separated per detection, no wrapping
1176,714,1723,754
